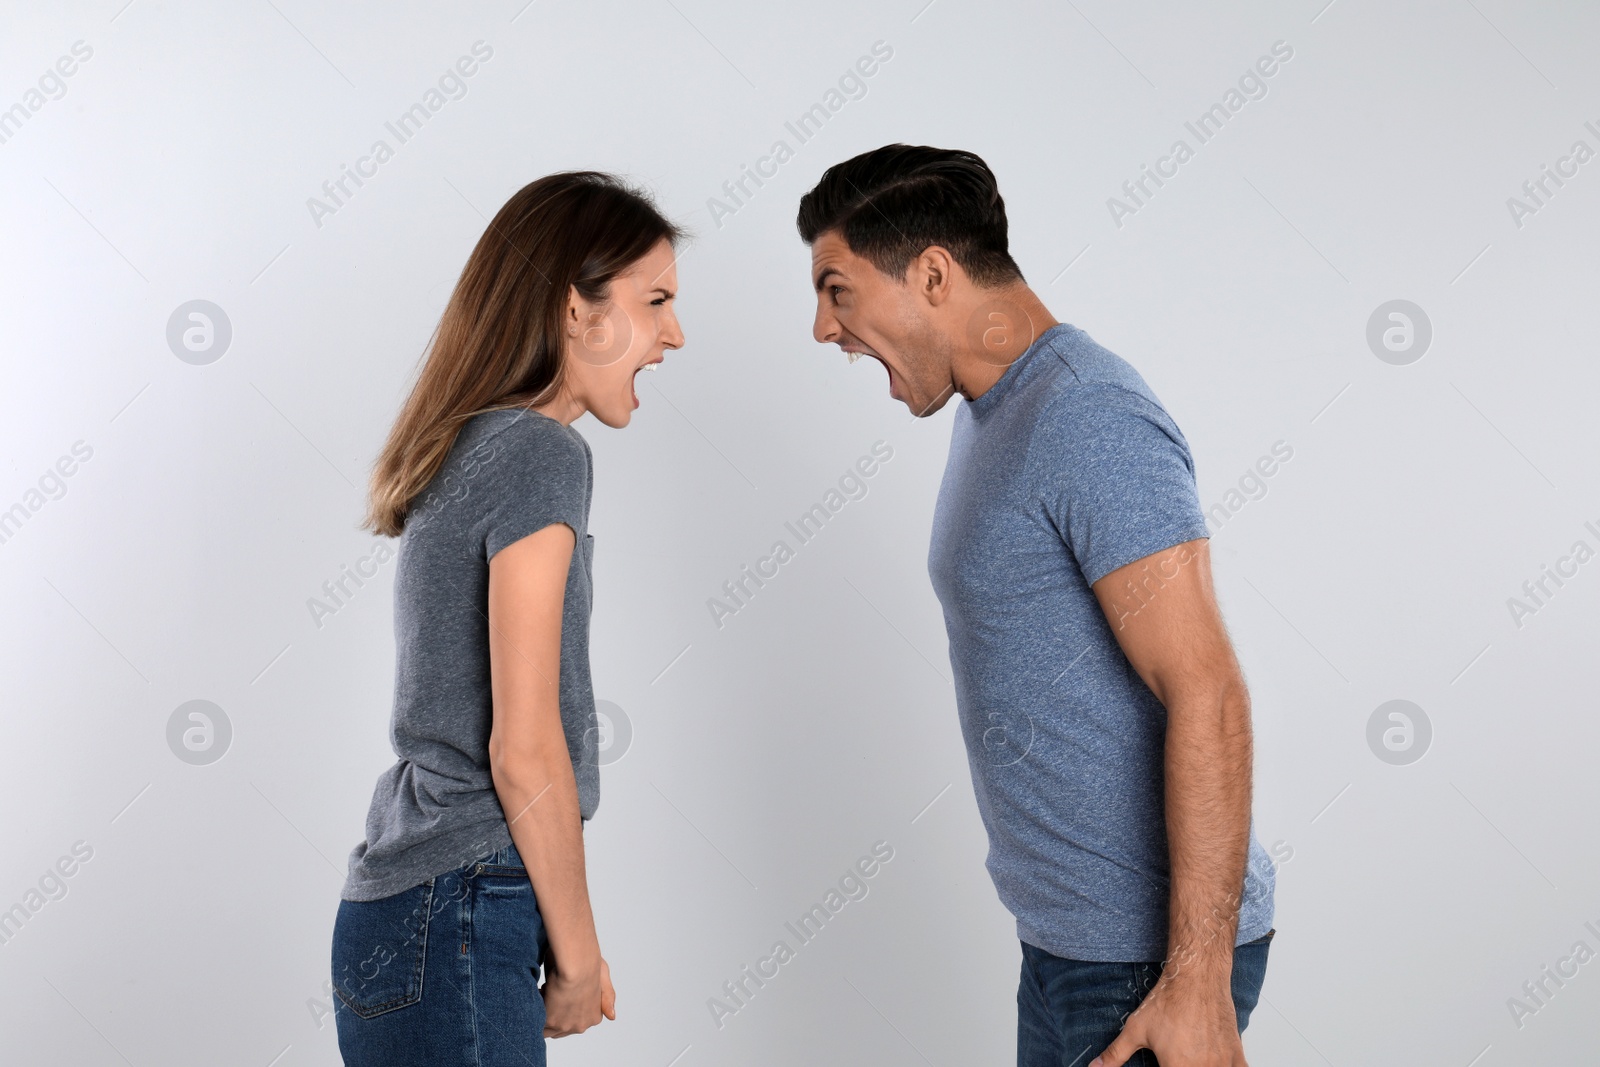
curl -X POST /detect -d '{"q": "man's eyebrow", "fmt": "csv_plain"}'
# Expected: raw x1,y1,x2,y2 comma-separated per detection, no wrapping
813,266,842,292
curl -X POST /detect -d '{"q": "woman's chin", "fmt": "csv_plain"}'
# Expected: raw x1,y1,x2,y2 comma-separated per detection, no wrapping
590,406,632,429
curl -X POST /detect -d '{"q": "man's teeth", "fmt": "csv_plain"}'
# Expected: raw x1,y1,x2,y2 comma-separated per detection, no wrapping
847,350,865,364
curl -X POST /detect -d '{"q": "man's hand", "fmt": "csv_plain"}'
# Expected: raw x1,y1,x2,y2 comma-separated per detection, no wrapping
1091,970,1244,1067
541,954,616,1037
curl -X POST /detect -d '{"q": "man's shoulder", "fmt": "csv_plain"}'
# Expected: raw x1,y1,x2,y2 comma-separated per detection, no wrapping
1031,324,1163,409
1021,329,1194,472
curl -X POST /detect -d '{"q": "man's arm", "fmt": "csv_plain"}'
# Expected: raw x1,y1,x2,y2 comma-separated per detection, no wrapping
1088,537,1254,1067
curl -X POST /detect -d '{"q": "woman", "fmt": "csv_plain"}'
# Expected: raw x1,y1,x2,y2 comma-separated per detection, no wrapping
331,171,685,1066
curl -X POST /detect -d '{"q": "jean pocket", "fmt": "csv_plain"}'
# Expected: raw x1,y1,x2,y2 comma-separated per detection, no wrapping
470,844,528,883
1244,927,1276,945
332,880,435,1019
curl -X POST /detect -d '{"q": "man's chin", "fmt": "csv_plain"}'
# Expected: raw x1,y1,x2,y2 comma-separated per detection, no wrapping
904,386,956,418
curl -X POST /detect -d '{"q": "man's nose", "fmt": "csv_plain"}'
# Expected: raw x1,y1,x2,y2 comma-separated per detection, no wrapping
813,301,840,345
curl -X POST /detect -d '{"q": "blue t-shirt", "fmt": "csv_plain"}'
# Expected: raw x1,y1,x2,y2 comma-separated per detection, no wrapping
927,322,1275,962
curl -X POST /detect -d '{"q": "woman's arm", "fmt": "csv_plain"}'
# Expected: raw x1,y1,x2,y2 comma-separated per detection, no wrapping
487,521,614,1037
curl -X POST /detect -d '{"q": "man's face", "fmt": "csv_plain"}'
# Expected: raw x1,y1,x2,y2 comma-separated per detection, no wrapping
809,231,955,417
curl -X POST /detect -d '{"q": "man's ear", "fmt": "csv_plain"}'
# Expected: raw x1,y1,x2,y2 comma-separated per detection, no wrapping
913,245,957,307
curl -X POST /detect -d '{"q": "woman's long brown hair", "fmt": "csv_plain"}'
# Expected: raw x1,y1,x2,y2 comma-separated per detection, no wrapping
363,172,685,537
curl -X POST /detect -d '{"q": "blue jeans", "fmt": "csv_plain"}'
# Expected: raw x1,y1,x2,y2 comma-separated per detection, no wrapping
1017,929,1273,1067
332,842,549,1067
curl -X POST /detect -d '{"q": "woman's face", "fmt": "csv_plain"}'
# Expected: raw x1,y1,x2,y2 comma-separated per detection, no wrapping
561,238,684,428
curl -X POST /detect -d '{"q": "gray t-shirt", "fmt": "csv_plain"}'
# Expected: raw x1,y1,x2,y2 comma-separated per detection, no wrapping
342,407,599,902
927,323,1275,961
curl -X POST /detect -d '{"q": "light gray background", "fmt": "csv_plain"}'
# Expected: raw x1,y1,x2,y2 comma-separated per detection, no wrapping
3,0,1597,1063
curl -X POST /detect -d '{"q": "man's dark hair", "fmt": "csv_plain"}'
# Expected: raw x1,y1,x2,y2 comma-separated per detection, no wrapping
796,144,1024,287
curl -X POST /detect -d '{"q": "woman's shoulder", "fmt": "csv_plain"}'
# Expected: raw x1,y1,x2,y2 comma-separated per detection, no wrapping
461,408,589,484
467,407,584,454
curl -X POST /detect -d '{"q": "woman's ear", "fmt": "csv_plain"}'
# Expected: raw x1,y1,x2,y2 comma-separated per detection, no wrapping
565,284,584,337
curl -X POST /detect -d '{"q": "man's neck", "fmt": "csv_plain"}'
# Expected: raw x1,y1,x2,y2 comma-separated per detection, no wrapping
951,284,1060,401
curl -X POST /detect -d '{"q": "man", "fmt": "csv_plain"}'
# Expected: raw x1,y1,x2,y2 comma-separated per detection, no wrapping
796,144,1276,1067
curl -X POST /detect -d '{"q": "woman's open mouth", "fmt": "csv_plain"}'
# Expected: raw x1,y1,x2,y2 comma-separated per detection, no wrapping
631,358,661,407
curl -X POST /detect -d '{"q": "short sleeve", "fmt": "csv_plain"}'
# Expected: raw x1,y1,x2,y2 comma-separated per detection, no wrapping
481,421,589,562
1036,384,1210,586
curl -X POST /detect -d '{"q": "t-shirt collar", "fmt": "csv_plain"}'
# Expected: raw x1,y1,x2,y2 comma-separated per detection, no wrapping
966,322,1074,418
